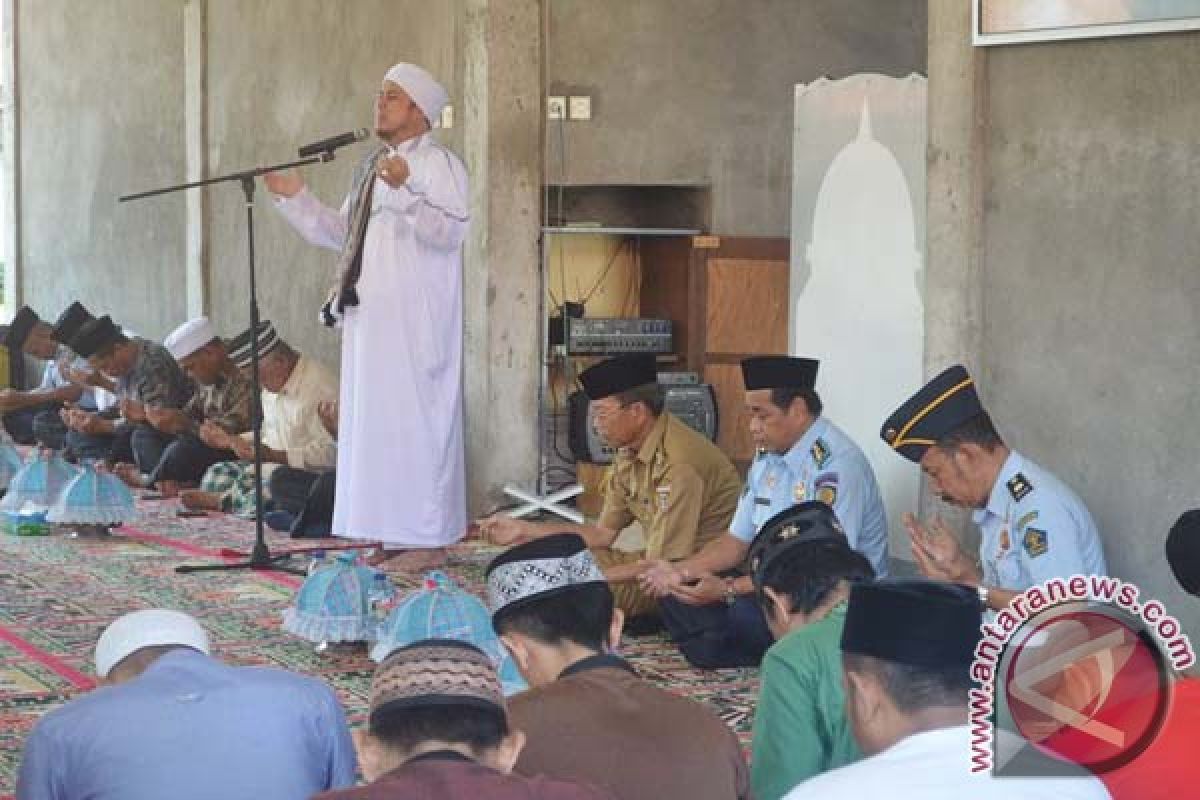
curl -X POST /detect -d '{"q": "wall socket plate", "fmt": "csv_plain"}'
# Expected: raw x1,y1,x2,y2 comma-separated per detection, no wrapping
547,96,566,120
568,95,592,121
440,104,454,129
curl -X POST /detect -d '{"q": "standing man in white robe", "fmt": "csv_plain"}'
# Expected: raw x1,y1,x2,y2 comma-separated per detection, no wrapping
264,63,468,565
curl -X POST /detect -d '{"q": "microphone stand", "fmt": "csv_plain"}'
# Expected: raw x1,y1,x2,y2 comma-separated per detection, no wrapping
120,150,342,576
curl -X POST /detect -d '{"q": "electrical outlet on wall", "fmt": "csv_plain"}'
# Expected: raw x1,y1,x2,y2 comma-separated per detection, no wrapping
547,96,566,120
440,104,454,129
568,95,592,121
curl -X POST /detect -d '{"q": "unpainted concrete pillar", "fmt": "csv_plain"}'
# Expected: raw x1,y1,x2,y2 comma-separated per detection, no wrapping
461,0,543,515
922,0,988,534
183,0,208,319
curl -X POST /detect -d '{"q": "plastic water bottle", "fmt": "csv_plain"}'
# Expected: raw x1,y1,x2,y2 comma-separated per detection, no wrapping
307,550,327,576
368,573,394,621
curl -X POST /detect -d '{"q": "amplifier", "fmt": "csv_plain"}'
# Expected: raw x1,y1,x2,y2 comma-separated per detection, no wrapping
566,317,673,355
567,377,719,464
664,384,719,444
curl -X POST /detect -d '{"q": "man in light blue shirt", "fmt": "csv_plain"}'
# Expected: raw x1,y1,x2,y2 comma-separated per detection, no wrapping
642,356,889,668
880,364,1107,613
0,306,113,449
1,303,119,453
17,609,357,800
728,410,889,578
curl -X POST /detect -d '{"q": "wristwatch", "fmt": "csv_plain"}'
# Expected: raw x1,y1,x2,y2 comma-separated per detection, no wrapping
724,577,738,606
976,584,991,610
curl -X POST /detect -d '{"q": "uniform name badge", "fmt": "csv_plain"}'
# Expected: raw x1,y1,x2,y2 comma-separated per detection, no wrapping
655,485,671,513
793,481,807,503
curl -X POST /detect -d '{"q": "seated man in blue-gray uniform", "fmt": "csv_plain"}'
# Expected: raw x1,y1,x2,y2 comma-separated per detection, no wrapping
0,304,114,451
16,609,357,800
642,355,889,668
879,364,1107,613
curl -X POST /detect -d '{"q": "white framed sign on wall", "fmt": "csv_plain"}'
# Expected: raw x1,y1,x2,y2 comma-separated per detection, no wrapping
974,0,1200,46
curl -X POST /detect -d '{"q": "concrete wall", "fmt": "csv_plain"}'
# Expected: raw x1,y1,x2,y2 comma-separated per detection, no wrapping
926,0,1200,638
14,0,541,514
18,0,187,339
206,0,461,366
17,0,461,362
546,0,927,236
15,0,925,514
981,33,1200,636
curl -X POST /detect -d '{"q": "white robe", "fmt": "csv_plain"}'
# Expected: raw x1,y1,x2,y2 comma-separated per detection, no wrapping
783,726,1111,799
274,132,468,547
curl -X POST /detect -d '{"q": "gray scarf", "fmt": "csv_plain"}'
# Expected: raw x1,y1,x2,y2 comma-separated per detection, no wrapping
321,145,387,327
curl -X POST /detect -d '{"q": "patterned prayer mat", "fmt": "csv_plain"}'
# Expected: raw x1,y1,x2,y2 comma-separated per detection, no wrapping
0,496,758,796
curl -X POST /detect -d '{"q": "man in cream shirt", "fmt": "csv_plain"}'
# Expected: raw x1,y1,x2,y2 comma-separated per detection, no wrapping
183,321,337,517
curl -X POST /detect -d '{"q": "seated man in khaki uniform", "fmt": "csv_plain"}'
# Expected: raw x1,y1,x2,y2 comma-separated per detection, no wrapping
480,354,740,619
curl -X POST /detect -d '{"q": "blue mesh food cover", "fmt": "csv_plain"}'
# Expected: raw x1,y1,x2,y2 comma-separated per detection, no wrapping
47,464,136,525
282,552,391,643
370,571,526,695
0,443,24,490
1,451,80,512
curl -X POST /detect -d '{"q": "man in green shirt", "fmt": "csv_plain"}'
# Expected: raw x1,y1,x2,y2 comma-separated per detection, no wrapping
747,502,876,800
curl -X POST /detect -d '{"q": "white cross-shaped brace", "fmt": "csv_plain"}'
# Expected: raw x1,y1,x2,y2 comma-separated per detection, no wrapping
502,484,585,524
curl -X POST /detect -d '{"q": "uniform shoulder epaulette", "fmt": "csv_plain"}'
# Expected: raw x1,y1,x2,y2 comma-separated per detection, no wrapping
1006,472,1034,502
811,438,831,469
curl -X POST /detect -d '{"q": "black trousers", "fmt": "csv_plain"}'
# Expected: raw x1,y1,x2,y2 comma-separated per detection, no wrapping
32,409,68,451
267,466,321,516
285,469,335,538
3,403,60,445
144,431,235,486
66,428,121,462
658,581,774,669
129,424,174,474
31,410,68,453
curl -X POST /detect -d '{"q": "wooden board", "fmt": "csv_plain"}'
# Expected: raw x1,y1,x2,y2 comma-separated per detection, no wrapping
575,461,611,519
639,236,695,365
705,257,790,356
704,362,758,467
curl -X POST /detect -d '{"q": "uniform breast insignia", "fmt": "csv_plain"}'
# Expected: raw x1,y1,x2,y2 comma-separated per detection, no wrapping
764,470,778,491
814,472,839,507
793,482,807,503
655,486,671,514
1016,510,1039,532
1023,527,1048,558
811,438,831,469
1006,472,1034,502
999,527,1011,552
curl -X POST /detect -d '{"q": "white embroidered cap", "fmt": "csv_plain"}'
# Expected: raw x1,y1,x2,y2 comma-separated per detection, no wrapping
383,62,449,128
94,609,211,678
163,317,217,361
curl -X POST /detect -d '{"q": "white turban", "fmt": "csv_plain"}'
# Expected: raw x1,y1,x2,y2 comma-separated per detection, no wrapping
383,62,449,128
163,316,217,361
94,609,211,678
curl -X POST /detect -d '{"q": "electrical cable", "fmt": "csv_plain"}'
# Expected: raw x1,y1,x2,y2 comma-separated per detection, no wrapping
578,237,629,310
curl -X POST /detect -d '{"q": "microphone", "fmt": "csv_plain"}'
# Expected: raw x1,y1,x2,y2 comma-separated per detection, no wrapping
297,128,369,158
